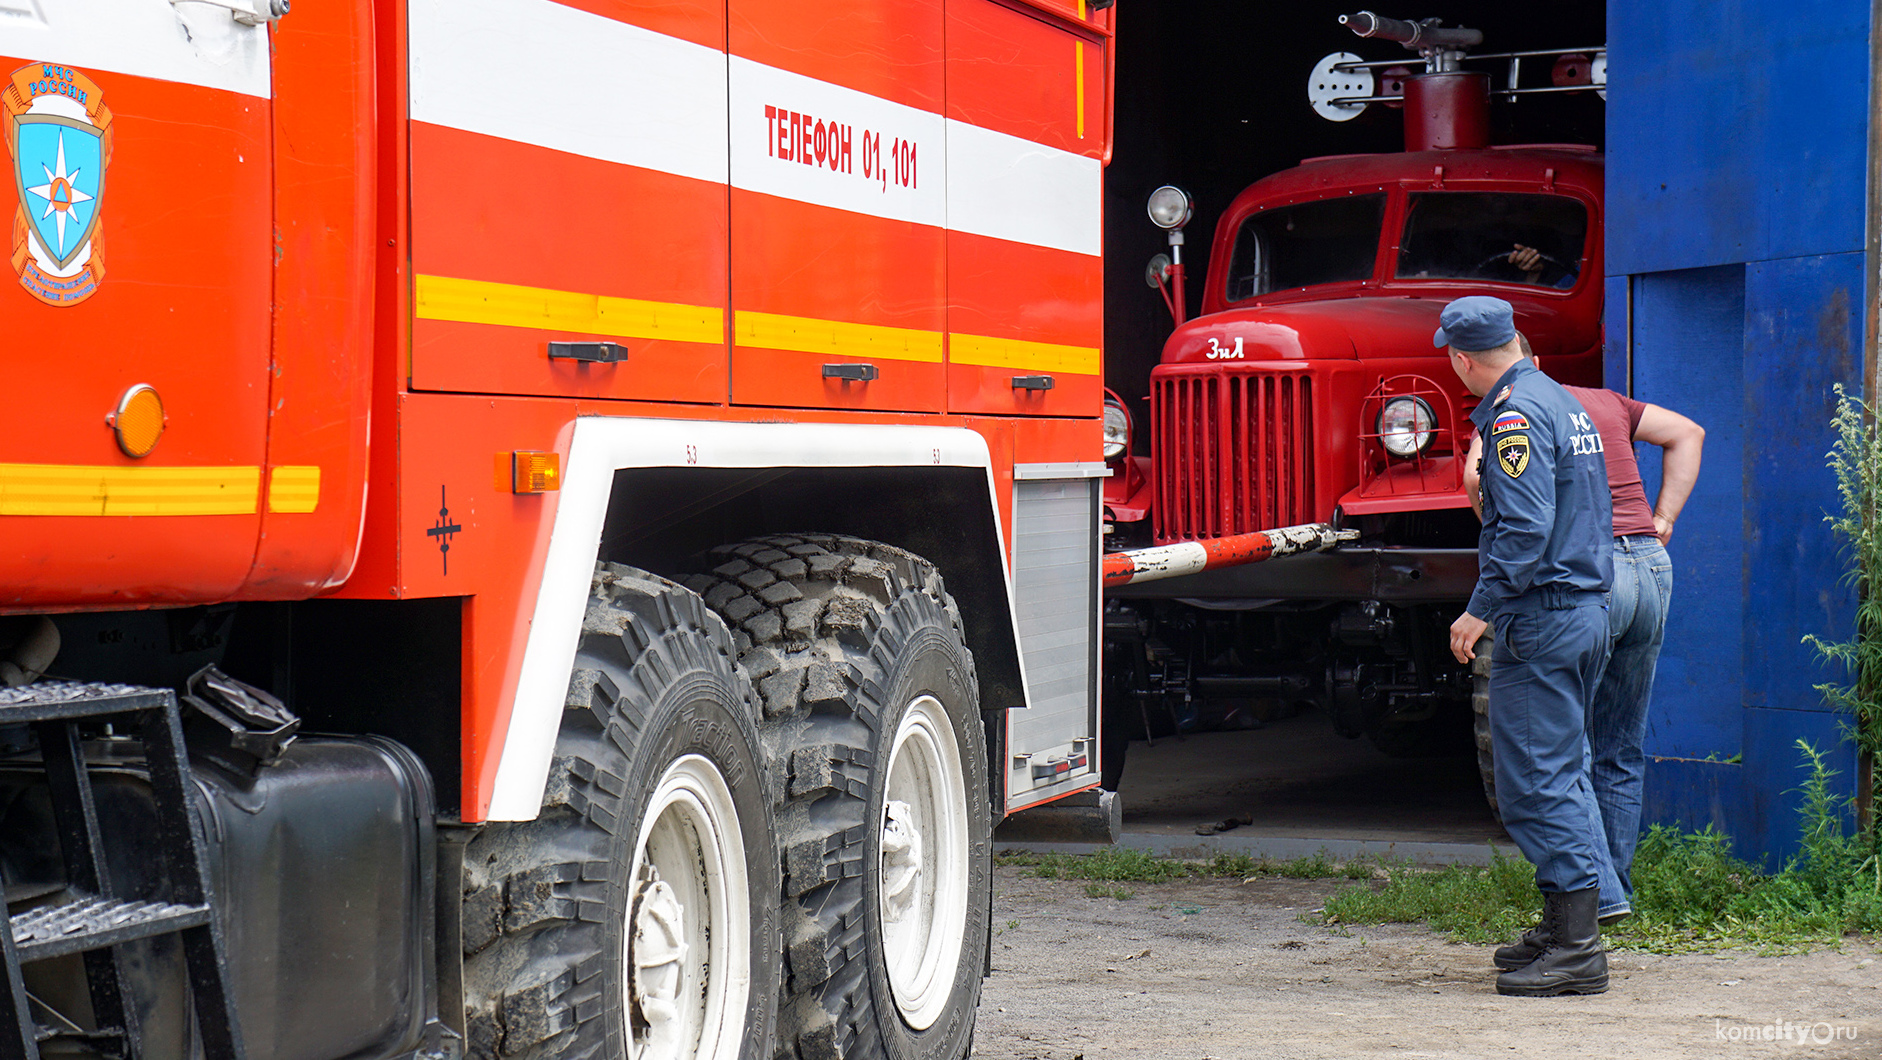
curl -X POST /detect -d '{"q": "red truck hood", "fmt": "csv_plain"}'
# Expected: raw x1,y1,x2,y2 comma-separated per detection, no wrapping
1161,295,1577,366
1163,297,1451,364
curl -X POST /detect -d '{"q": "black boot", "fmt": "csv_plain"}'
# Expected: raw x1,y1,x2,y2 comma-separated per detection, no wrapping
1493,921,1549,971
1495,888,1608,997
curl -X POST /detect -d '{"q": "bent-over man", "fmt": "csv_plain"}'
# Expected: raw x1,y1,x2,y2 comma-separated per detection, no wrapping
1467,374,1704,943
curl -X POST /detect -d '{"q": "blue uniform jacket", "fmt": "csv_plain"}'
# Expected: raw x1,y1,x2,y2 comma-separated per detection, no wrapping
1466,358,1613,619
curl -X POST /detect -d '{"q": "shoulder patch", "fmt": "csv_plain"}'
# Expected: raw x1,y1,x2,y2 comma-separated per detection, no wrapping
1494,384,1514,405
1492,411,1529,435
1495,434,1531,478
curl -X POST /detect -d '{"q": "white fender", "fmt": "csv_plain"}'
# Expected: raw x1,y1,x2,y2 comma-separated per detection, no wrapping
486,417,1024,821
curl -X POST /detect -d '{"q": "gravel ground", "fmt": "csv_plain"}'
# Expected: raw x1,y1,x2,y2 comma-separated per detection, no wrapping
975,865,1881,1059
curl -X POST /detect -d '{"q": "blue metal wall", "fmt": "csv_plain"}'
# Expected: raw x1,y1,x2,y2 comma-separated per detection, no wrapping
1606,0,1871,864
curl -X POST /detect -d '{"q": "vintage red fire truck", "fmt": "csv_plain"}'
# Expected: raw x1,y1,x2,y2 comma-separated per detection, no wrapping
0,1,1113,1058
1101,14,1605,792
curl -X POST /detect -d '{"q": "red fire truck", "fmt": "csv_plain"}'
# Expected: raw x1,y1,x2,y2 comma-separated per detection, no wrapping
1100,14,1605,794
0,1,1113,1057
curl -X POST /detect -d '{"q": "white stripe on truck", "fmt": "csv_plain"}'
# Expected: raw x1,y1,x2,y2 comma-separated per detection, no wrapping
407,0,731,186
407,0,1102,256
0,0,271,99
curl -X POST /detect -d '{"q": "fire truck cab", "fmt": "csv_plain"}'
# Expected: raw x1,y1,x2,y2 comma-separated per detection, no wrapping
1103,15,1605,788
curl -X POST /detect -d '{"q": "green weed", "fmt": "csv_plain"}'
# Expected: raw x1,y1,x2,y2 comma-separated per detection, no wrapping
1322,849,1537,944
998,846,1189,882
1322,743,1882,953
1804,385,1882,815
993,846,1385,883
1084,882,1136,900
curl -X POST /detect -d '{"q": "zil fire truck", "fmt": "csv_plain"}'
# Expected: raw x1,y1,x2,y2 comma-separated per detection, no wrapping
0,1,1114,1057
1100,13,1607,797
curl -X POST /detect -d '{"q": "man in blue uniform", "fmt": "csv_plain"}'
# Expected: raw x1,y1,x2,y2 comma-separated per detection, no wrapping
1439,296,1614,997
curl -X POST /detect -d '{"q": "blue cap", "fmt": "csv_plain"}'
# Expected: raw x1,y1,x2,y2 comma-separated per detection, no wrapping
1433,296,1516,352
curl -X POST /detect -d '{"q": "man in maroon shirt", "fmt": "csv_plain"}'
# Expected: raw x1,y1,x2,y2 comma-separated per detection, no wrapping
1466,342,1705,937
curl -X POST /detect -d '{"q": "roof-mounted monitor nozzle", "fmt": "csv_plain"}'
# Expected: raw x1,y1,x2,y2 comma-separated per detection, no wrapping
1309,13,1605,151
1339,11,1481,72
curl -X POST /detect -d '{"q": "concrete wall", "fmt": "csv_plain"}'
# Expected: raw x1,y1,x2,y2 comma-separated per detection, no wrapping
1605,0,1871,864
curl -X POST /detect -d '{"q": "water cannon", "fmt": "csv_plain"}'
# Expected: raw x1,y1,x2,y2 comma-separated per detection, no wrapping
1309,12,1606,148
1339,11,1481,71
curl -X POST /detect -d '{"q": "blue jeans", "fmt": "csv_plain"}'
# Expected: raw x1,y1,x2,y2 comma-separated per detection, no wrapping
1590,535,1673,917
1490,593,1610,895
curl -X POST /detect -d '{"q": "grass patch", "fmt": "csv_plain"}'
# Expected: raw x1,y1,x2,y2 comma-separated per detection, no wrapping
1322,849,1539,944
1322,743,1882,953
995,846,1382,883
1083,882,1136,900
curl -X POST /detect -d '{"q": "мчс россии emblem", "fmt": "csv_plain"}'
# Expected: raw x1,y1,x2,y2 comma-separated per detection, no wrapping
5,62,112,306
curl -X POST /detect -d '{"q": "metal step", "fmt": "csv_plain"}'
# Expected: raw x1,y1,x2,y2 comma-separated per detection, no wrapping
0,678,245,1059
0,681,170,724
9,897,211,963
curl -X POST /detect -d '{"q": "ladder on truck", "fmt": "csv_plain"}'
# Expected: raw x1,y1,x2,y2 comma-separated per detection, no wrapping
0,682,244,1060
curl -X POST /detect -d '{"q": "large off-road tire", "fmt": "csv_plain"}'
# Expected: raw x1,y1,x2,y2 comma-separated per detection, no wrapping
462,565,780,1060
1470,634,1501,822
682,535,992,1060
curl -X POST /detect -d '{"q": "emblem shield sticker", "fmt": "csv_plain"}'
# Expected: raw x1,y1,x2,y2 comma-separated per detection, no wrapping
1496,433,1531,478
4,63,113,306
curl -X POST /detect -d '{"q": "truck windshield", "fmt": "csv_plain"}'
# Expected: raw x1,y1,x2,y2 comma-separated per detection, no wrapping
1224,193,1386,301
1395,192,1588,289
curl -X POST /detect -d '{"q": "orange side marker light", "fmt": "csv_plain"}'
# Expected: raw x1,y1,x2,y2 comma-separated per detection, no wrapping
509,451,560,494
107,384,165,458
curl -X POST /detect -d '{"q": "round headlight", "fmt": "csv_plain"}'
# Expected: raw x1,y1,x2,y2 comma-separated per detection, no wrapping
1146,185,1193,230
1103,402,1131,461
1376,396,1436,457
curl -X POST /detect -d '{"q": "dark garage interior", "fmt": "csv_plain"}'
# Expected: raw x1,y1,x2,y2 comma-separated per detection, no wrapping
1097,2,1606,843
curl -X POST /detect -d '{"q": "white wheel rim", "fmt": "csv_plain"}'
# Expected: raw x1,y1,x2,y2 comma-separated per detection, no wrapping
878,694,970,1031
626,754,751,1060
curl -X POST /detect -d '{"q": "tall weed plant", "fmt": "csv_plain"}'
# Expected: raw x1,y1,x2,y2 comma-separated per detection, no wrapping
1803,384,1882,826
1741,741,1882,937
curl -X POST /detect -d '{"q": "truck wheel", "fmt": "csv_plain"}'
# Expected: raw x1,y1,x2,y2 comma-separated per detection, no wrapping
1470,634,1501,822
462,564,779,1060
683,535,991,1060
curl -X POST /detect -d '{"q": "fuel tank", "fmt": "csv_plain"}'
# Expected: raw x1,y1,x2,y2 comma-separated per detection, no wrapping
0,735,438,1060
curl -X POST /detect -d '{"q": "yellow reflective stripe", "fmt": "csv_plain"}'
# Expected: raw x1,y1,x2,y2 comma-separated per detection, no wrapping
948,333,1100,375
267,465,321,513
736,310,945,363
415,274,725,345
0,465,261,516
415,275,1096,375
1075,40,1085,140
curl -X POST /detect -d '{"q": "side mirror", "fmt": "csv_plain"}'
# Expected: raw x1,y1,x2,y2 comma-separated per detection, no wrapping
1144,253,1172,289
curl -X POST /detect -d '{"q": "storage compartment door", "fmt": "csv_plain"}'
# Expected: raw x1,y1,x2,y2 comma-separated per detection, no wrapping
407,0,730,404
727,0,947,412
945,0,1105,417
1006,473,1101,811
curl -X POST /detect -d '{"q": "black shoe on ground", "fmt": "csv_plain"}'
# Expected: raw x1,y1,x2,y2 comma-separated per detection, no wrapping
1493,923,1549,971
1495,888,1609,997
